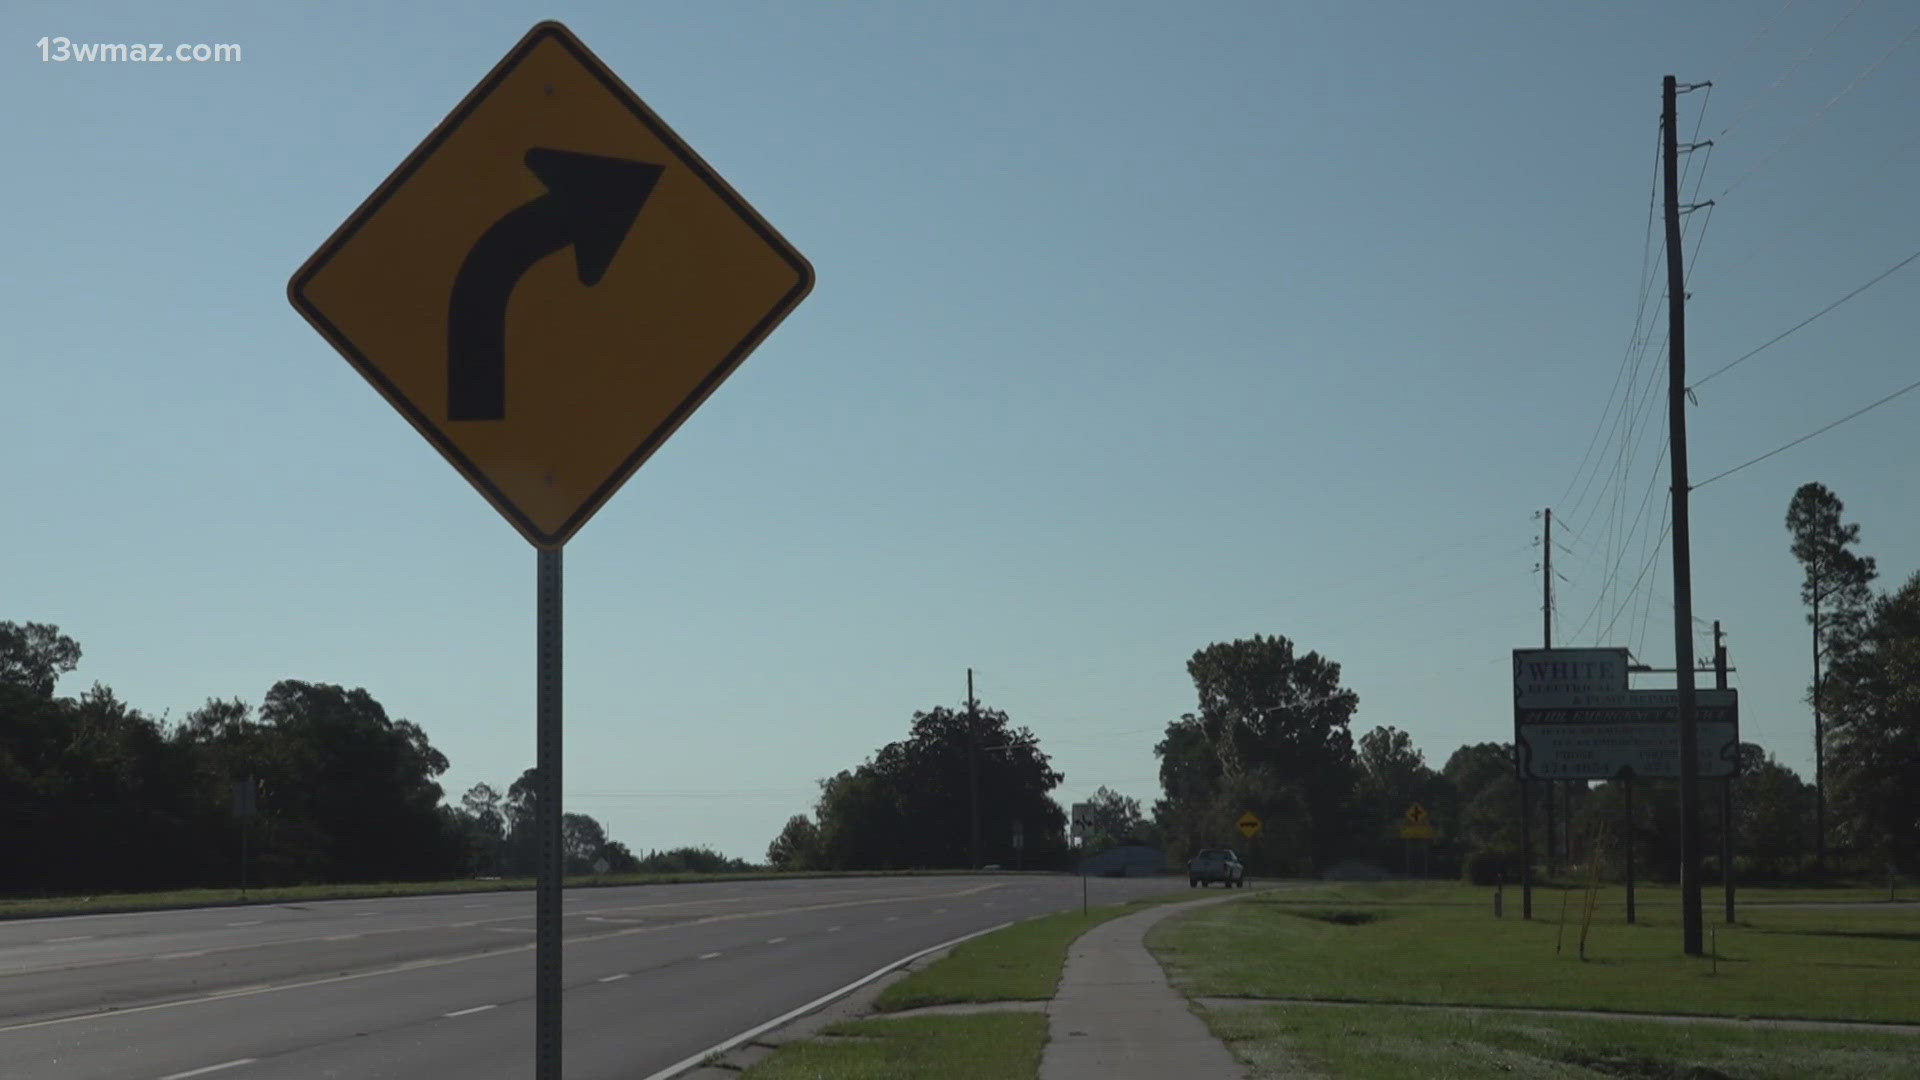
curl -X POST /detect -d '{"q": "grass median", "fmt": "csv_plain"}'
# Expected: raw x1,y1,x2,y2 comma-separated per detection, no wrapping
741,1013,1048,1079
1151,881,1920,1077
740,884,1207,1079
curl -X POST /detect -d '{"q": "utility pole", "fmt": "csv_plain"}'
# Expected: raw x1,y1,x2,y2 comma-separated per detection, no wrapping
1543,508,1556,875
1664,74,1706,957
967,667,980,872
1716,621,1735,923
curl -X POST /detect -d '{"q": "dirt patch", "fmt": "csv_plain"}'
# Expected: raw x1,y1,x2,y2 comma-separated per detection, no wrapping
1561,1051,1739,1079
1288,909,1384,926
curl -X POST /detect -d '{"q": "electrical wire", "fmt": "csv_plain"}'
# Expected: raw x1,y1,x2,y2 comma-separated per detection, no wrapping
1692,375,1920,490
1598,515,1675,644
1559,130,1665,518
1718,21,1920,200
1714,0,1868,141
1690,245,1920,391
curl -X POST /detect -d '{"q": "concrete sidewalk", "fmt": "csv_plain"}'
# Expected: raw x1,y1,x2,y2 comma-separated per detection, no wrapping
1040,894,1249,1080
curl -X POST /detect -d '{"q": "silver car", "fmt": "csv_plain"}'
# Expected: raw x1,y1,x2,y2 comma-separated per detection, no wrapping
1188,848,1245,888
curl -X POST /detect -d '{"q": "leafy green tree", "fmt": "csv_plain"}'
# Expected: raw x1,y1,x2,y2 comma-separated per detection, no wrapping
252,680,456,882
1730,743,1816,876
766,814,820,870
0,621,82,697
1074,786,1149,853
1178,635,1360,867
1786,481,1878,869
1821,571,1920,873
812,703,1065,870
562,812,609,873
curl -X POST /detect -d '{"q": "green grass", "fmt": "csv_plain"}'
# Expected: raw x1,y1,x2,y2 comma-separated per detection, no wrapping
1150,881,1920,1023
0,868,1017,920
873,889,1194,1012
739,1013,1047,1079
1200,1002,1920,1079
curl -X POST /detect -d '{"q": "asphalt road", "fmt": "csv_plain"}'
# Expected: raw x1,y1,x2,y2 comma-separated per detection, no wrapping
0,873,1191,1079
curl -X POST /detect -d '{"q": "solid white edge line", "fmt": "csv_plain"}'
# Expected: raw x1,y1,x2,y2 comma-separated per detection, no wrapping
637,920,1013,1080
158,1058,257,1080
443,1004,497,1018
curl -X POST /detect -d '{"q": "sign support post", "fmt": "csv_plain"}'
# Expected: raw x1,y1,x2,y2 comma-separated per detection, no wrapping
536,546,563,1080
1624,774,1636,924
287,24,813,1075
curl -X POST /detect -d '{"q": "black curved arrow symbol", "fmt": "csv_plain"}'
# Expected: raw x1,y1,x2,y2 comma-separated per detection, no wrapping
447,148,665,421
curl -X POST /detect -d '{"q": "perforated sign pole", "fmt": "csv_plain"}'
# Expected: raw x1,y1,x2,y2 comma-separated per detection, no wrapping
536,547,563,1079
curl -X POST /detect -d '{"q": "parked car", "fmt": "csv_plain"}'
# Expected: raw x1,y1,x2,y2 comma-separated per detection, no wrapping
1187,848,1245,888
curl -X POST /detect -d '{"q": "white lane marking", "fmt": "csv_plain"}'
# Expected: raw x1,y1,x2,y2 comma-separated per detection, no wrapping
698,951,722,960
766,937,786,944
355,912,378,918
486,927,533,934
322,934,361,942
159,1059,257,1080
638,922,1012,1080
463,903,487,909
225,921,263,928
827,925,842,933
885,915,899,921
597,973,629,983
46,935,94,943
443,1004,497,1018
155,951,207,960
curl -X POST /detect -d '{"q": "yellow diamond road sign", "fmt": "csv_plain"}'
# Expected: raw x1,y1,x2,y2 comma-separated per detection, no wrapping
1237,811,1262,839
1400,803,1435,840
289,21,814,547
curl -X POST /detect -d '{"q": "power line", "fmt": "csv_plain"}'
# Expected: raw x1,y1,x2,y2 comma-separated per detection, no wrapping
1690,245,1920,391
1712,0,1800,83
1692,375,1920,490
1718,21,1920,200
1598,515,1675,645
1559,130,1666,514
1708,131,1920,282
1714,0,1868,141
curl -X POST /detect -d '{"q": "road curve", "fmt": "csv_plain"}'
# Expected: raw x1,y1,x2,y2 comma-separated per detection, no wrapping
0,873,1186,1079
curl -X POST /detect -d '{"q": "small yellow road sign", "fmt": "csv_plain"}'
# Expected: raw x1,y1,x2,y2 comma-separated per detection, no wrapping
289,21,813,547
1400,803,1435,840
1237,811,1262,839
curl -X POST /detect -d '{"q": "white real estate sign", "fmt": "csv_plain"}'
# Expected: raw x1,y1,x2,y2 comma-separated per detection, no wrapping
1515,681,1740,781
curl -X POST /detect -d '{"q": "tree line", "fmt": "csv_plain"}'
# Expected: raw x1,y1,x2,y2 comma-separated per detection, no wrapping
0,623,739,895
768,481,1914,882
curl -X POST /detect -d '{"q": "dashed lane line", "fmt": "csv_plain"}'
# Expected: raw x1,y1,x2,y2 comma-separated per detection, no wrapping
443,1004,497,1018
158,1059,256,1080
597,973,629,983
0,882,1012,1034
698,952,722,960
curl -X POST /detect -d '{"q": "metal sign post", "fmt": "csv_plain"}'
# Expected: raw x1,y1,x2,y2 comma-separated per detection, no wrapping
535,547,563,1076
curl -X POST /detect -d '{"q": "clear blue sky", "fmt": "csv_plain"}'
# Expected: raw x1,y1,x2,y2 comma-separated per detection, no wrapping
6,1,1916,863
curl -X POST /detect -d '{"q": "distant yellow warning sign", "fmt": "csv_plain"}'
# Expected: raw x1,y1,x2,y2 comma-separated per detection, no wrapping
1400,803,1436,840
1237,811,1262,839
